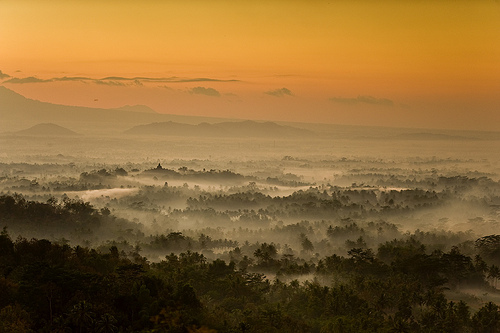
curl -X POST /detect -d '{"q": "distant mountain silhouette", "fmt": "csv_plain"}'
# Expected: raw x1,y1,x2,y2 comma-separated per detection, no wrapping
124,120,315,138
0,86,232,134
15,123,80,136
3,86,495,139
112,105,157,114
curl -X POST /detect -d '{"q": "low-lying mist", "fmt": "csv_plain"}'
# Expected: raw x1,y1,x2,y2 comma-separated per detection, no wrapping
1,131,500,313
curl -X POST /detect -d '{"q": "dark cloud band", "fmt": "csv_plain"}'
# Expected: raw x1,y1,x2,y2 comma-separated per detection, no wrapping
4,75,239,85
0,70,11,79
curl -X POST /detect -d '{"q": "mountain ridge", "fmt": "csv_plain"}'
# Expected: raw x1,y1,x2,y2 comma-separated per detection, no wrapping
0,86,234,134
1,86,499,140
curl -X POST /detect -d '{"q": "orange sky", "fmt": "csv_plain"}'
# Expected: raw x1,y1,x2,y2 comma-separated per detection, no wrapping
1,0,499,131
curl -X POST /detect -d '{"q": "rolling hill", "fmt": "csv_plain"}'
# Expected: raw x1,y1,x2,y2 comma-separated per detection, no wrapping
2,86,498,140
15,123,80,136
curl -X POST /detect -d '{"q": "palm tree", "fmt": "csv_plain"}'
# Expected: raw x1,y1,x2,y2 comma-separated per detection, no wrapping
95,313,117,333
68,301,94,333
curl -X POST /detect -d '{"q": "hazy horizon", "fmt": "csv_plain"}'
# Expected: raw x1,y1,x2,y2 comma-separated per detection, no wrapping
1,0,499,131
1,86,500,139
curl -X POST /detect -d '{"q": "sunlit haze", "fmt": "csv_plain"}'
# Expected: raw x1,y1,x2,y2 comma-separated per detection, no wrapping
1,0,499,131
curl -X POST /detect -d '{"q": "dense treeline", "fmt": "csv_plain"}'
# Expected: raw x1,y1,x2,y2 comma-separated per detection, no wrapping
0,193,478,262
0,194,239,255
0,193,137,244
2,231,500,332
186,182,500,217
2,194,500,332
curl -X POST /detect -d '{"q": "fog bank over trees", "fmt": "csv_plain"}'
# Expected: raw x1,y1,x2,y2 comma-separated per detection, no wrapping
1,97,500,331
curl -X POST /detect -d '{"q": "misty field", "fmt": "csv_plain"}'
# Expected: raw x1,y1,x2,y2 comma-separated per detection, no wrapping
1,133,500,332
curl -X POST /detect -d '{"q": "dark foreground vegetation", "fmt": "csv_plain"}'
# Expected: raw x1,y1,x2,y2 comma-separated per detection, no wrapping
2,194,500,332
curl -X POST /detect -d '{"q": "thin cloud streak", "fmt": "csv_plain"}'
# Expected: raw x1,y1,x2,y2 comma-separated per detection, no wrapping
4,76,91,83
4,75,240,85
4,77,51,84
94,80,126,86
100,76,240,83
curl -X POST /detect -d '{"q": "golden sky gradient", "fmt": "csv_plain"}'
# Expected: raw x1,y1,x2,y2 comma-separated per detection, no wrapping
1,0,499,130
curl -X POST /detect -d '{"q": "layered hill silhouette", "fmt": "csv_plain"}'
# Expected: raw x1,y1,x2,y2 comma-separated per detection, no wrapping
1,86,311,138
15,123,80,136
2,86,498,140
0,86,230,134
124,120,315,138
